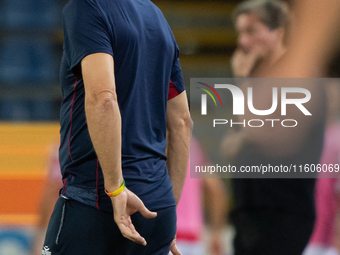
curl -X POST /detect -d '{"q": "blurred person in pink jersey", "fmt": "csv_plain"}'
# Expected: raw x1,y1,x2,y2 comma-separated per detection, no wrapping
175,137,227,255
30,143,62,255
303,83,340,255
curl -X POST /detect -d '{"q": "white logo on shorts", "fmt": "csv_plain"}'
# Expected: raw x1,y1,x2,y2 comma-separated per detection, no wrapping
42,246,51,255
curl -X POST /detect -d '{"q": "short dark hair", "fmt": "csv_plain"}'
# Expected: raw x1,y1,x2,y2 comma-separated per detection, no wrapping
232,0,290,30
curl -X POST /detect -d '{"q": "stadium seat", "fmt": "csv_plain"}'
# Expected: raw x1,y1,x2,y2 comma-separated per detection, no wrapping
29,98,53,121
0,98,53,121
0,37,58,85
2,0,60,29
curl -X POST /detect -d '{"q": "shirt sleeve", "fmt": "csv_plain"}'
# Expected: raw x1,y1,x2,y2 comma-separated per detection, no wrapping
168,57,185,100
63,0,113,77
168,80,180,100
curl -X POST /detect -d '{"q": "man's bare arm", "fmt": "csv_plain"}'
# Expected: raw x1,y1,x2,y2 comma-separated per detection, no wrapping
292,0,340,71
267,0,340,78
166,91,191,255
82,53,123,192
82,53,156,246
166,91,192,205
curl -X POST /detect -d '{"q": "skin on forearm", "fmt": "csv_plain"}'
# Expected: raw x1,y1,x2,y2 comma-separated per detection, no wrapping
82,53,123,192
81,53,157,246
166,128,190,204
85,93,123,192
166,92,191,205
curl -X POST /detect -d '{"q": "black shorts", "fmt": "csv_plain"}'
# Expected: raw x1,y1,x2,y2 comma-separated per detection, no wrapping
231,209,315,255
43,197,177,255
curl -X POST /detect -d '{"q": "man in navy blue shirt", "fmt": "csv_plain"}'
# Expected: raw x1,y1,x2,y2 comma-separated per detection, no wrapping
43,0,191,254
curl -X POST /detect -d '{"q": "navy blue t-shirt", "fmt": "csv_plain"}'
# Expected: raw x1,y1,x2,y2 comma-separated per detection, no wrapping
59,0,185,212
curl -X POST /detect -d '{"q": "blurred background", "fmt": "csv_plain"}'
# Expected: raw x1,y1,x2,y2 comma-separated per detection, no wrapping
0,0,240,122
2,0,340,255
0,0,241,254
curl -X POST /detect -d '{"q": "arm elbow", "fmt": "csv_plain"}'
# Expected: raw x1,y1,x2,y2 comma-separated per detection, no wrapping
167,111,192,133
87,90,118,107
175,115,192,132
100,93,118,108
182,116,193,133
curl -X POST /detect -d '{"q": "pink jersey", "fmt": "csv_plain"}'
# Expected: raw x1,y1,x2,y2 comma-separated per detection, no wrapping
176,137,205,242
310,123,340,246
47,142,62,184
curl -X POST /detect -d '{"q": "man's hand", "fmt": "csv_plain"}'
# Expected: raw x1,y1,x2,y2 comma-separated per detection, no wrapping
231,46,265,77
111,188,157,246
168,237,182,255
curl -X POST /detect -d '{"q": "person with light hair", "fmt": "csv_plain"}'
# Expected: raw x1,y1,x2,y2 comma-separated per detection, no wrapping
231,0,289,78
221,1,327,255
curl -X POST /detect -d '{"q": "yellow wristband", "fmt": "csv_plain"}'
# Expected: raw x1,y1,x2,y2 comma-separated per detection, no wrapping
105,179,125,197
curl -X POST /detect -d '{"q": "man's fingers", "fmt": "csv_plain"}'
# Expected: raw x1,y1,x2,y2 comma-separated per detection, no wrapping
112,188,156,245
118,223,147,246
138,204,157,219
126,232,146,246
124,232,147,246
126,188,157,219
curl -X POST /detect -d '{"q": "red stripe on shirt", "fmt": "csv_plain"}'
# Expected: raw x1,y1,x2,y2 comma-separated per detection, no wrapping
68,78,77,161
62,179,67,195
168,80,180,100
